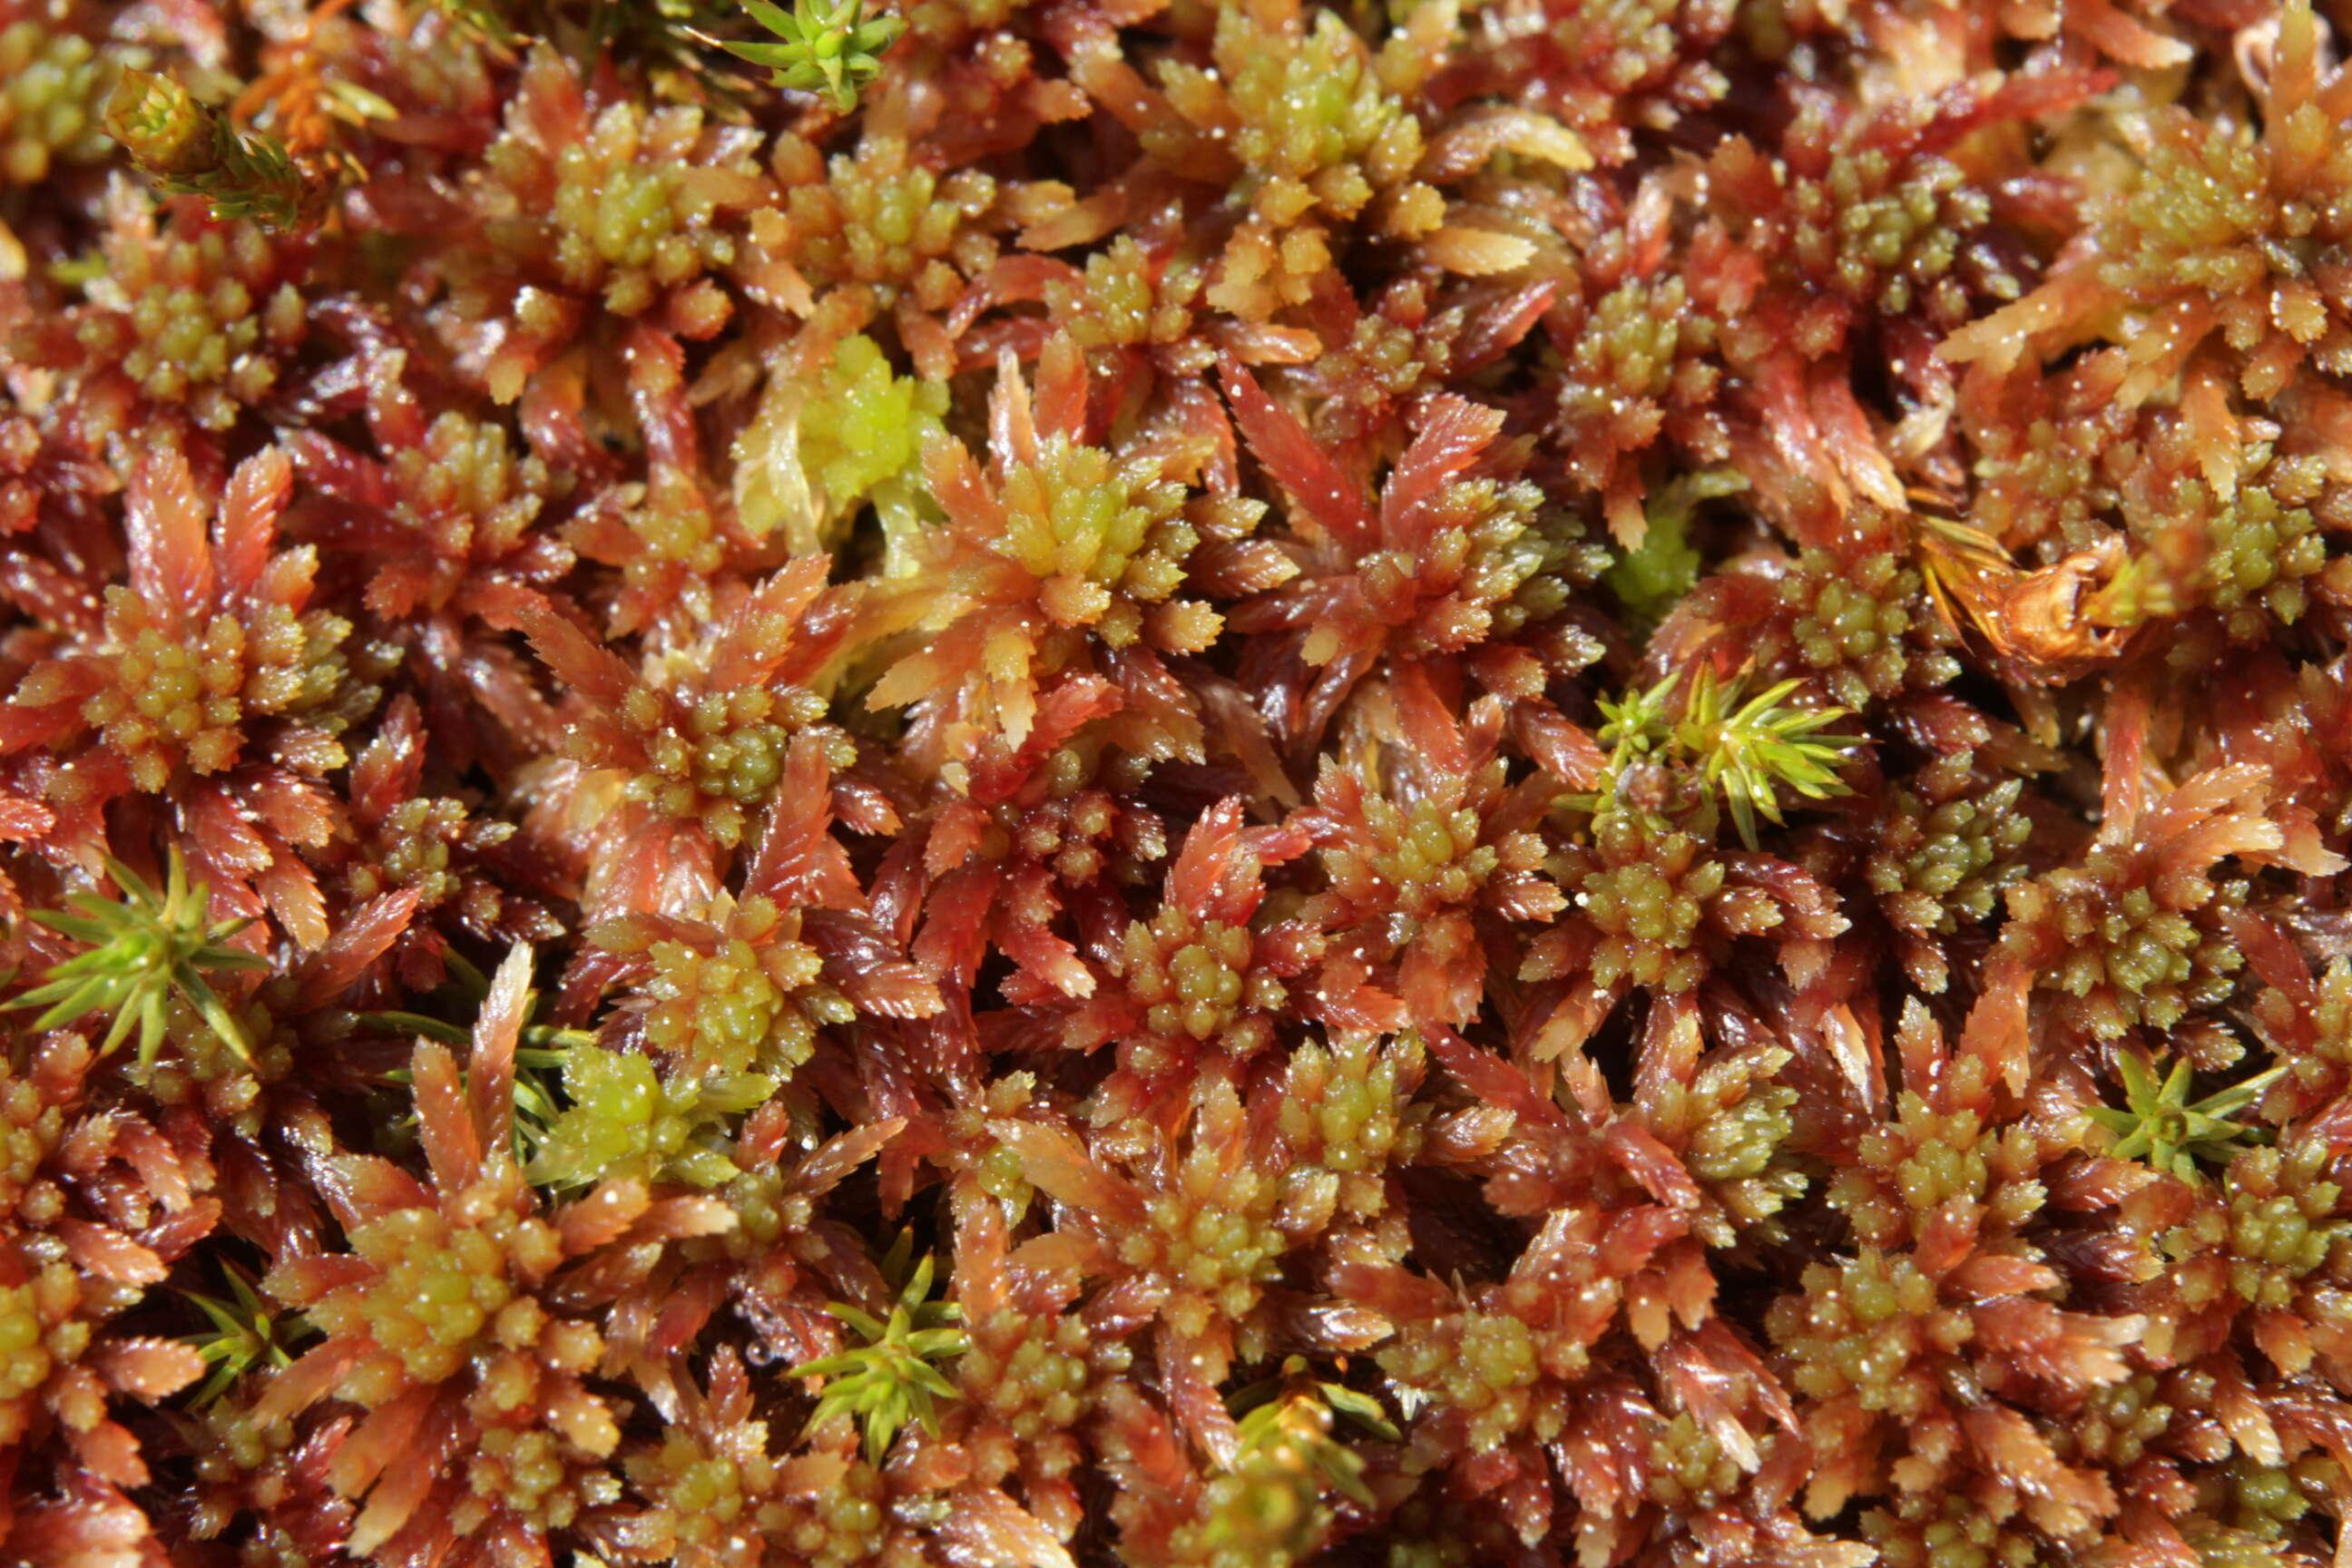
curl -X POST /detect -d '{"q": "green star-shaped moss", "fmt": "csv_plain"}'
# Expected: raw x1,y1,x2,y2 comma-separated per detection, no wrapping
2086,1051,2282,1182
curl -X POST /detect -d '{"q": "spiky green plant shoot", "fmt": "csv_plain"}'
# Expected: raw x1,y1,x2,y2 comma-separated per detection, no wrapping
182,1263,309,1406
104,68,315,231
789,1243,966,1461
725,0,904,111
2087,1052,2284,1183
1595,668,1861,848
10,851,267,1078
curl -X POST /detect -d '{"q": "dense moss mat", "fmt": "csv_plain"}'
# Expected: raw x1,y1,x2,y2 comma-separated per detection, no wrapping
5,0,2352,1563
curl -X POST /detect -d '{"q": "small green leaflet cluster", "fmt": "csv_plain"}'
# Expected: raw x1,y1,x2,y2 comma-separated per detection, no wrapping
183,1264,310,1407
526,1045,772,1191
1194,1359,1396,1551
1227,1358,1396,1504
789,1239,966,1462
362,948,591,1169
2087,1051,2284,1182
428,0,525,46
1602,470,1746,635
9,850,266,1080
368,955,775,1192
103,68,312,232
726,0,905,111
1594,667,1860,848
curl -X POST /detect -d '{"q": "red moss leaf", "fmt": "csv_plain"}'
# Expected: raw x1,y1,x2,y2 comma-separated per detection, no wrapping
265,1253,373,1310
297,888,423,1007
925,802,994,879
995,877,1093,998
502,590,639,713
1220,356,1376,550
1032,333,1088,442
57,1220,164,1286
2231,907,2318,1000
469,943,533,1164
1914,1198,1982,1278
214,446,293,602
256,849,328,951
923,429,1008,541
936,1487,1079,1568
744,734,861,911
1554,1378,1655,1516
558,1178,652,1254
247,769,343,848
966,675,1124,803
125,446,212,636
2068,0,2190,66
704,556,832,691
1010,1230,1110,1281
1165,797,1250,917
351,696,426,821
1600,1202,1690,1279
796,1119,905,1195
625,1194,736,1243
2211,1358,2285,1465
309,1150,435,1231
989,1118,1147,1229
832,774,902,837
1957,956,2034,1096
251,1339,362,1426
0,792,54,841
5,1478,157,1564
111,1114,196,1210
1961,1400,2115,1538
343,1392,461,1554
1383,395,1504,551
1804,1000,1883,1109
1390,663,1471,779
649,1265,729,1354
183,784,271,875
141,1194,221,1264
1603,1122,1707,1212
1422,1024,1561,1127
91,1337,205,1400
828,956,944,1019
2271,806,2349,875
1104,645,1205,762
1679,1318,1802,1435
915,863,999,986
1159,1321,1241,1468
69,1410,150,1489
1061,29,1183,141
1398,911,1484,1028
1939,270,2109,372
1306,953,1411,1036
0,672,104,755
1492,1454,1555,1546
410,1041,480,1198
1806,362,1903,512
1945,1252,2062,1299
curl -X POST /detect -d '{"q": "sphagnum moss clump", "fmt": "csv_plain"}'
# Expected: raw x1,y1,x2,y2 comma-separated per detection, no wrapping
0,16,110,186
11,1,2352,1563
1867,752,2034,989
51,213,309,432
